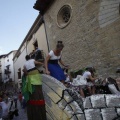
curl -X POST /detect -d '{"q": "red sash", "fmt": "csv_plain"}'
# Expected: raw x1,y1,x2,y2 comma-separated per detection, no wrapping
28,100,45,105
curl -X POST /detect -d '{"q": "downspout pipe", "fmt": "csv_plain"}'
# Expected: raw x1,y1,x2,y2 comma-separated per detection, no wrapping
42,16,50,52
26,41,28,55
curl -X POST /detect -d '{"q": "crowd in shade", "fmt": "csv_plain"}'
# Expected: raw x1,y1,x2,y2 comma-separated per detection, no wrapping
0,89,26,120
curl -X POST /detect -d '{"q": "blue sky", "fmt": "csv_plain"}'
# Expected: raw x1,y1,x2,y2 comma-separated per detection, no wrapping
0,0,39,55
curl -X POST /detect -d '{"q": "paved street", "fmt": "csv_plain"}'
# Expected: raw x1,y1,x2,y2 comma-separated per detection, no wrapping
13,101,27,120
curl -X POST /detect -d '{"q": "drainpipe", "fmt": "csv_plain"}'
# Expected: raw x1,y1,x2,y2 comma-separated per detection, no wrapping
13,52,17,90
26,41,28,55
13,60,16,89
42,16,50,52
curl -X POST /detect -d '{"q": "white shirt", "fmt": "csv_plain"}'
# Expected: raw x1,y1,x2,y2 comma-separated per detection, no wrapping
0,101,9,117
22,96,24,99
24,59,35,70
49,50,61,60
82,71,91,79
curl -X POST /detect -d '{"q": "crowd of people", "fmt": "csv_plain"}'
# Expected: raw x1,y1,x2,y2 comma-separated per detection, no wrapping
21,41,69,120
43,41,120,98
1,41,119,120
0,90,27,120
64,68,120,98
23,41,118,120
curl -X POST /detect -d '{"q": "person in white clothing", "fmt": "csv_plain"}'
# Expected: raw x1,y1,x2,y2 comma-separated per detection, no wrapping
22,55,47,120
83,67,97,95
45,41,68,85
0,96,9,120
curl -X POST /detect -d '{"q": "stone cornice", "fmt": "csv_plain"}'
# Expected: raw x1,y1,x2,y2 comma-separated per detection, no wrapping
33,0,54,15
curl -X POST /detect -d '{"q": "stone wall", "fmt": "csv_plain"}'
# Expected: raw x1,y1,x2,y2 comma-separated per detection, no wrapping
44,0,120,78
42,75,120,120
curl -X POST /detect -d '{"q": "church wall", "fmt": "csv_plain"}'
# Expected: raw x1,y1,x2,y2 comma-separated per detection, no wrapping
44,0,120,78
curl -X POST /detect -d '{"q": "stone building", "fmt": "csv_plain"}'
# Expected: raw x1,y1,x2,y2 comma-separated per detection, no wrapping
0,54,6,84
0,51,17,90
0,51,17,83
34,0,120,78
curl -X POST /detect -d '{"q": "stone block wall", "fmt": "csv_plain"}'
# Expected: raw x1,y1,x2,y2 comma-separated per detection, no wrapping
44,0,120,78
42,75,120,120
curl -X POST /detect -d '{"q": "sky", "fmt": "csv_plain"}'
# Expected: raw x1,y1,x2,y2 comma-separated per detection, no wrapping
0,0,39,55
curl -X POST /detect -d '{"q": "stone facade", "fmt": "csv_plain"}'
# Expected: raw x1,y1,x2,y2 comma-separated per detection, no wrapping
44,0,120,78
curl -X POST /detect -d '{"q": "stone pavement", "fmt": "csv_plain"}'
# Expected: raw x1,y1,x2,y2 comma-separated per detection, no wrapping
13,101,27,120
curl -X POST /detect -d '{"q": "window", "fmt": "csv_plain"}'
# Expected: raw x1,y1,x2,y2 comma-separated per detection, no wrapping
33,40,38,49
57,5,72,28
18,68,21,79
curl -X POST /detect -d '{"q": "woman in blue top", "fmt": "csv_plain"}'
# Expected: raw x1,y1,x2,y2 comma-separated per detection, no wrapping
45,41,68,84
